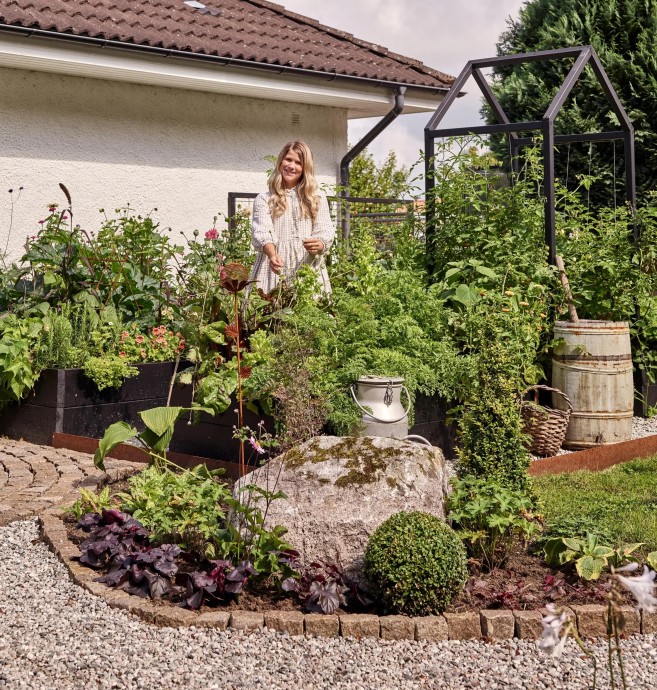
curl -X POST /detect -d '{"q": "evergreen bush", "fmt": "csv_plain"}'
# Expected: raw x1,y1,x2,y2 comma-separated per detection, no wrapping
363,511,467,616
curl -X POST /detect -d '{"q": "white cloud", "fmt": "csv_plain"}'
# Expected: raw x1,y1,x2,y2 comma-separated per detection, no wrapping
280,0,526,163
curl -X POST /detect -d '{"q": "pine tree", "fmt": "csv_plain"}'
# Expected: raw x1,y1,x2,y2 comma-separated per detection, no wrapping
487,0,657,204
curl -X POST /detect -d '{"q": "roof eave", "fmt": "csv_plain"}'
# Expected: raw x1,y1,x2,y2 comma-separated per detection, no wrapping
0,22,452,97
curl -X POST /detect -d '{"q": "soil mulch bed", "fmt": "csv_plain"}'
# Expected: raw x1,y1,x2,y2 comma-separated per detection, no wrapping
61,472,634,616
447,543,632,613
64,507,630,616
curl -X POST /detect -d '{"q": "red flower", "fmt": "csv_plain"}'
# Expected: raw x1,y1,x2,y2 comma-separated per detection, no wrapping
205,228,219,240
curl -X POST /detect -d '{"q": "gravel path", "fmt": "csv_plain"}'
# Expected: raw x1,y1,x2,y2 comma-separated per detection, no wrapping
2,521,657,690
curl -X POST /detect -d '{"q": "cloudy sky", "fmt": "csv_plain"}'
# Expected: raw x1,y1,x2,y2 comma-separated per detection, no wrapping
280,0,527,169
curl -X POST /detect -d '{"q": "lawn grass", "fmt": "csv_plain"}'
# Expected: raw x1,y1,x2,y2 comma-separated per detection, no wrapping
533,455,657,551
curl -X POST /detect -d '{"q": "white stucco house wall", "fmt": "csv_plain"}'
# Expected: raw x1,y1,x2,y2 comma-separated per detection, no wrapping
0,0,454,259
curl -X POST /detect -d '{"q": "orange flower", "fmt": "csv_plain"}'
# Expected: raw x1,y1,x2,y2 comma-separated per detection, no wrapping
119,351,126,358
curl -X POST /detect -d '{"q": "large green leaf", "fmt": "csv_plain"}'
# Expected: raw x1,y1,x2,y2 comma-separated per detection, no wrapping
202,321,227,345
543,537,568,566
453,283,479,307
576,556,605,581
140,426,176,455
94,421,138,470
647,551,657,570
139,407,185,437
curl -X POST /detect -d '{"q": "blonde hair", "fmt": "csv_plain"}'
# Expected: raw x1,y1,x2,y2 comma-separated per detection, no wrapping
268,140,320,221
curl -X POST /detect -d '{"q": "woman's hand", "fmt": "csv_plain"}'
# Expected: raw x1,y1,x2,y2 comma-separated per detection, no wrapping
303,237,325,255
268,253,284,274
263,243,283,274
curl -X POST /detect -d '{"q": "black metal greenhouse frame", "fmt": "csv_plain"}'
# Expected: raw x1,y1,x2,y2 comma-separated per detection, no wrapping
424,46,636,266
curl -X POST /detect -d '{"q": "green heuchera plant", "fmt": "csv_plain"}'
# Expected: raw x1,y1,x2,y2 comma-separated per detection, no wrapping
447,475,541,571
118,464,231,558
363,511,467,616
543,532,644,580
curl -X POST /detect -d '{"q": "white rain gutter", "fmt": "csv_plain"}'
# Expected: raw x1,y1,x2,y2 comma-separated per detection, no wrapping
0,28,447,119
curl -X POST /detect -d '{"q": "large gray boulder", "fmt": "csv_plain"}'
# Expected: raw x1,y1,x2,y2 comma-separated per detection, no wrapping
235,435,453,580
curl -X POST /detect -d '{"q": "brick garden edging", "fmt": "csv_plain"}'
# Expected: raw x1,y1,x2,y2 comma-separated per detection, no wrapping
39,511,655,641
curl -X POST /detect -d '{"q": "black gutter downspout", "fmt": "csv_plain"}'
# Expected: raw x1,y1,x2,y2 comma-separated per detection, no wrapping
339,86,406,243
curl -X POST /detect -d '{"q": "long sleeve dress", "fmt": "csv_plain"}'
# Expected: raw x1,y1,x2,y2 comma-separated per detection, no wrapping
249,188,335,294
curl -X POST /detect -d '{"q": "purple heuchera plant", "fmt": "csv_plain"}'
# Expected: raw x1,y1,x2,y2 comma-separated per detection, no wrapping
77,510,181,599
77,511,260,608
182,560,259,610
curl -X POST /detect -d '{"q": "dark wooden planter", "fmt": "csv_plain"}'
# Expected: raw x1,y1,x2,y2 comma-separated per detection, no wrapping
168,385,273,464
0,361,176,446
0,362,456,464
634,369,657,417
408,392,457,459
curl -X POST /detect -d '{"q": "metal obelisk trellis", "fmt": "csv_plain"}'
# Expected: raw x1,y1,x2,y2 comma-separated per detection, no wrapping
424,46,636,267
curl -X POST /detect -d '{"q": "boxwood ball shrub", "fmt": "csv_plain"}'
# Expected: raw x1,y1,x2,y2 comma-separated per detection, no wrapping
363,511,467,616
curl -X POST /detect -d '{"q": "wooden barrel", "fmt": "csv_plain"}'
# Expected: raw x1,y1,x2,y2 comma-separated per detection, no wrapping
552,320,633,449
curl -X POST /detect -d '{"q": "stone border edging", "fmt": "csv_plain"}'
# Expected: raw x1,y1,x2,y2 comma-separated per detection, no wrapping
39,512,657,641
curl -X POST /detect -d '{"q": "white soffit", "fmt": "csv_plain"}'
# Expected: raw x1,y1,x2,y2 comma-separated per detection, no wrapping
0,33,444,118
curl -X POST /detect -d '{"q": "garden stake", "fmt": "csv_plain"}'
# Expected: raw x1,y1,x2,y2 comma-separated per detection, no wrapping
235,289,245,477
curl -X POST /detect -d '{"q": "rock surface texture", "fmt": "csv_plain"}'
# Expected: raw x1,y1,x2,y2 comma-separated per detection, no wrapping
237,436,452,579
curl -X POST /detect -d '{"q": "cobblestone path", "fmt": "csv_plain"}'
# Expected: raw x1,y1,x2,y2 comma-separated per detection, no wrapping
0,438,141,526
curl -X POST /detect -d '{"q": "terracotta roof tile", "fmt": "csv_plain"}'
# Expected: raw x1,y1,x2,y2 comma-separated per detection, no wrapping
0,0,453,90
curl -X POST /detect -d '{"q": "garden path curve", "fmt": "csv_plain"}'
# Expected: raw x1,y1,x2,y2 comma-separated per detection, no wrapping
0,438,141,526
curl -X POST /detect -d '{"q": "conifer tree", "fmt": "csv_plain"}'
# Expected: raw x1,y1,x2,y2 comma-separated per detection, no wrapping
487,0,657,203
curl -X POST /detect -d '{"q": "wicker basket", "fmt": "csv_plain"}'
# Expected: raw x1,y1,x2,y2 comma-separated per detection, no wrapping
520,385,572,457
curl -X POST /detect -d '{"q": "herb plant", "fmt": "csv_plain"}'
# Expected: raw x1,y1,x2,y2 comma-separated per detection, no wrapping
118,464,231,558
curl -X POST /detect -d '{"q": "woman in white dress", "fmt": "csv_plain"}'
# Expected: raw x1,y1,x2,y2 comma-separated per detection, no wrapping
249,140,335,294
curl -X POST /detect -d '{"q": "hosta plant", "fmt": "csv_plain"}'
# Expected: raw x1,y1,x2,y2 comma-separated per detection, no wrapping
543,532,643,580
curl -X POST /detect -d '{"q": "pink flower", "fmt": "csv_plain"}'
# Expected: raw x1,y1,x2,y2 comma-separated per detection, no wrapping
248,437,266,455
135,335,145,344
205,228,218,240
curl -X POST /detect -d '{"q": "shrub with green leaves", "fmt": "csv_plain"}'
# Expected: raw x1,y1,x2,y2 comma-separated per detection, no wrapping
455,340,533,494
447,475,541,571
363,511,467,616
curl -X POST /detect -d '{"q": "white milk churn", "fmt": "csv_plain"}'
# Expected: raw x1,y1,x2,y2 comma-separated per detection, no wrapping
350,375,411,439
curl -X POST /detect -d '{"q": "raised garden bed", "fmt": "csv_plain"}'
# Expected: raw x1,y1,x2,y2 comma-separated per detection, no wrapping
0,361,177,446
